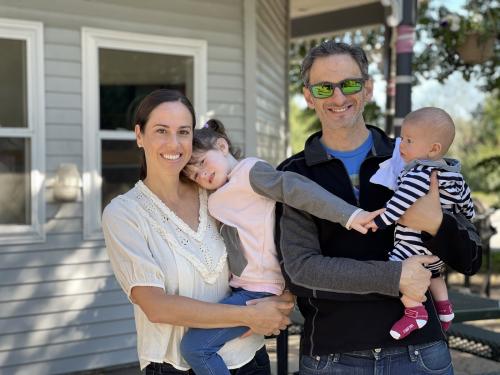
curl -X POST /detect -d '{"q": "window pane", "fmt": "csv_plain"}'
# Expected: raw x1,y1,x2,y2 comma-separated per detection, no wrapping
0,38,27,128
0,138,30,224
101,140,142,209
99,48,194,131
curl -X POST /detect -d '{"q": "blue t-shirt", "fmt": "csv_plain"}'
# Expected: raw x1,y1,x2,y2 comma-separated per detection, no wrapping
323,132,373,200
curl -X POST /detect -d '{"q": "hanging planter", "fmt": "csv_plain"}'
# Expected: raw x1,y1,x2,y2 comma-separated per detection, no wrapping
456,32,496,64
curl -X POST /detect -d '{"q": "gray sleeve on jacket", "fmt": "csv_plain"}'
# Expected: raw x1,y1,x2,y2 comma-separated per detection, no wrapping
278,203,402,298
249,161,357,227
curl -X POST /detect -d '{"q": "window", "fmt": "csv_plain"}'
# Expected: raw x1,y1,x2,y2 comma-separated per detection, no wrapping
82,28,207,239
0,19,45,244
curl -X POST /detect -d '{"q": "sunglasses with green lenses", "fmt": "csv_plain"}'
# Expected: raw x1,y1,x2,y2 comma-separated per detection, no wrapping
308,78,365,99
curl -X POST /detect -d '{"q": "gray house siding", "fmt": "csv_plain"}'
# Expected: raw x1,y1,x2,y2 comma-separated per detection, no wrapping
0,0,289,373
255,0,289,165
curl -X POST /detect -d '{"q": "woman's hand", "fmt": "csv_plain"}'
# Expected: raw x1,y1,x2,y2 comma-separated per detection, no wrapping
241,292,294,337
398,171,443,236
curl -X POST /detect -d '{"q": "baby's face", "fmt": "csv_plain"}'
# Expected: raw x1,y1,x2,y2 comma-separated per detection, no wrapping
399,122,435,163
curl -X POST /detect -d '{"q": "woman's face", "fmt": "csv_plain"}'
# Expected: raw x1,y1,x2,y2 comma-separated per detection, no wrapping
135,101,194,178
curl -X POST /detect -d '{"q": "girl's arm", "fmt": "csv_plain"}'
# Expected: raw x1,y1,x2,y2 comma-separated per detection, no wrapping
130,286,292,335
248,161,377,231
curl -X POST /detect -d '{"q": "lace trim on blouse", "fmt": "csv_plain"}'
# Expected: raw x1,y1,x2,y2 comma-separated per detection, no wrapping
121,181,227,284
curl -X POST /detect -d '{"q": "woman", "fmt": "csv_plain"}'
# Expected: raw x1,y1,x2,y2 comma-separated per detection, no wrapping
102,89,293,374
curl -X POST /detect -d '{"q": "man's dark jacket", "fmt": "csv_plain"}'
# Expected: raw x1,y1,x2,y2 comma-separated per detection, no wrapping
275,126,482,355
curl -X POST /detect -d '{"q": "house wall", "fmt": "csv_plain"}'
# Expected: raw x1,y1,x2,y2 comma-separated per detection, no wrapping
255,0,289,165
0,0,289,373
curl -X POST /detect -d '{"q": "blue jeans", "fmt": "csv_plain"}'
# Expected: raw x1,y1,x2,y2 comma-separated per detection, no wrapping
145,345,271,374
299,340,454,375
180,289,272,375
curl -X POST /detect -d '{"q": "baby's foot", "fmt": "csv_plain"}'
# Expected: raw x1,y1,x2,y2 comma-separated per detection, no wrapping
435,300,454,331
390,306,428,340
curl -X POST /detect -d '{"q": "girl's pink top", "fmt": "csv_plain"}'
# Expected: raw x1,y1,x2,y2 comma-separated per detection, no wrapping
208,157,285,295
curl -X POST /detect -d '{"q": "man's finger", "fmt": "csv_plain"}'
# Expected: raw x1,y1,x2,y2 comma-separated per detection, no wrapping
429,171,439,197
412,255,439,264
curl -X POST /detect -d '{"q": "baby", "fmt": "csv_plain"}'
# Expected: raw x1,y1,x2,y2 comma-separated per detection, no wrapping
370,107,475,340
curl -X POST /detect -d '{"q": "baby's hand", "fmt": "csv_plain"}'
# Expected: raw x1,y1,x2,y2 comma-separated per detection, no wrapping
349,209,384,234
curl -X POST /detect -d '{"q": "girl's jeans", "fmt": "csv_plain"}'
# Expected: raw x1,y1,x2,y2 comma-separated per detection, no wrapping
180,289,273,375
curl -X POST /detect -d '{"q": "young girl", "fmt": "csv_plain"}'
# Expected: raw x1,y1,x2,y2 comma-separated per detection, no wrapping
179,119,384,375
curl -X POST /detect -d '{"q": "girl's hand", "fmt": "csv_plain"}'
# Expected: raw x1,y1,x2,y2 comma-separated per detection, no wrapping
350,208,385,234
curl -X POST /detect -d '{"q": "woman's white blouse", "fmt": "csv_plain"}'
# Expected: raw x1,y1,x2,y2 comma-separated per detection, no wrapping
102,181,264,370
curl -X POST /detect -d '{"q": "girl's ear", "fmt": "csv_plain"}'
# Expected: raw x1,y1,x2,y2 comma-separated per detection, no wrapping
428,142,442,158
215,138,230,155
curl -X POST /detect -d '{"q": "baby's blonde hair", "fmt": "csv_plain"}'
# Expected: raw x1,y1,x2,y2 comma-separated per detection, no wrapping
403,107,455,157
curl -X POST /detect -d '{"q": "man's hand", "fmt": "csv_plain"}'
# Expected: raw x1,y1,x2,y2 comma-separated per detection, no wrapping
399,171,442,236
399,255,439,302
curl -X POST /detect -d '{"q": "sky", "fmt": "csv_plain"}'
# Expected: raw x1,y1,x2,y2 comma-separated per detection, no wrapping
407,0,485,120
295,0,488,122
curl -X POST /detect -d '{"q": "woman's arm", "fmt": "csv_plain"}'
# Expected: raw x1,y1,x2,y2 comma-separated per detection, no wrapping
131,286,292,335
102,200,292,336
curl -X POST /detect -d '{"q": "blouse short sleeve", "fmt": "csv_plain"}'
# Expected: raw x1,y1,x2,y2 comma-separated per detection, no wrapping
102,197,165,302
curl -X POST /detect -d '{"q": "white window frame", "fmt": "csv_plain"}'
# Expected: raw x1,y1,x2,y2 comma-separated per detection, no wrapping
82,27,207,240
0,18,45,244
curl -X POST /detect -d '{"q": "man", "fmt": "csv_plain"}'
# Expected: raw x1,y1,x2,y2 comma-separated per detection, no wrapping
275,41,481,374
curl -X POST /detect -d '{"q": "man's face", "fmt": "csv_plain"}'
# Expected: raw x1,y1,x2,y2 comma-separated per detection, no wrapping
303,54,373,133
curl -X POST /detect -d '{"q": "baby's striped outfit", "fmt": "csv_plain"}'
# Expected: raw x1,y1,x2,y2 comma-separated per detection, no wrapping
374,159,474,276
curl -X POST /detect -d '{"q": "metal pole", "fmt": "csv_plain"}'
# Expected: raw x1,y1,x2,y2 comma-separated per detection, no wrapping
276,330,288,375
384,25,394,135
394,0,417,136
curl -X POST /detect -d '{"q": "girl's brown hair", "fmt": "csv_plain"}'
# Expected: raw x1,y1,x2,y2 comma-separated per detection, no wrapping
191,119,241,160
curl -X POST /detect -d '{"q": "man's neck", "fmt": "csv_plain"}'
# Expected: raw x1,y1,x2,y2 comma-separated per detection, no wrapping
320,123,370,152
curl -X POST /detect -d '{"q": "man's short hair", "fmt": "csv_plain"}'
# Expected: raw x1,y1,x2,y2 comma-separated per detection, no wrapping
301,41,370,86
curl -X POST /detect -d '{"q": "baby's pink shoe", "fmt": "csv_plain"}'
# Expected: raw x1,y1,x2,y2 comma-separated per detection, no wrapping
435,300,454,331
390,306,429,340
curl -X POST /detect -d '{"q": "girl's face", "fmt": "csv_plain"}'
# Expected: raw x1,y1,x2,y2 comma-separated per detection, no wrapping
186,139,233,190
135,101,193,179
399,122,433,163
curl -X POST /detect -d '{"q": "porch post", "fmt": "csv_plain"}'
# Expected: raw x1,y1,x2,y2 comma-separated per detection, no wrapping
394,0,417,136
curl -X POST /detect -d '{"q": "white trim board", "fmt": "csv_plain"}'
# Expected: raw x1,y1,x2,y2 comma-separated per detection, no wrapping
0,18,45,244
81,27,207,240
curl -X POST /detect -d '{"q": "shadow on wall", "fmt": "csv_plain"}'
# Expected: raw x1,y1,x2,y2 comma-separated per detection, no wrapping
0,202,138,374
